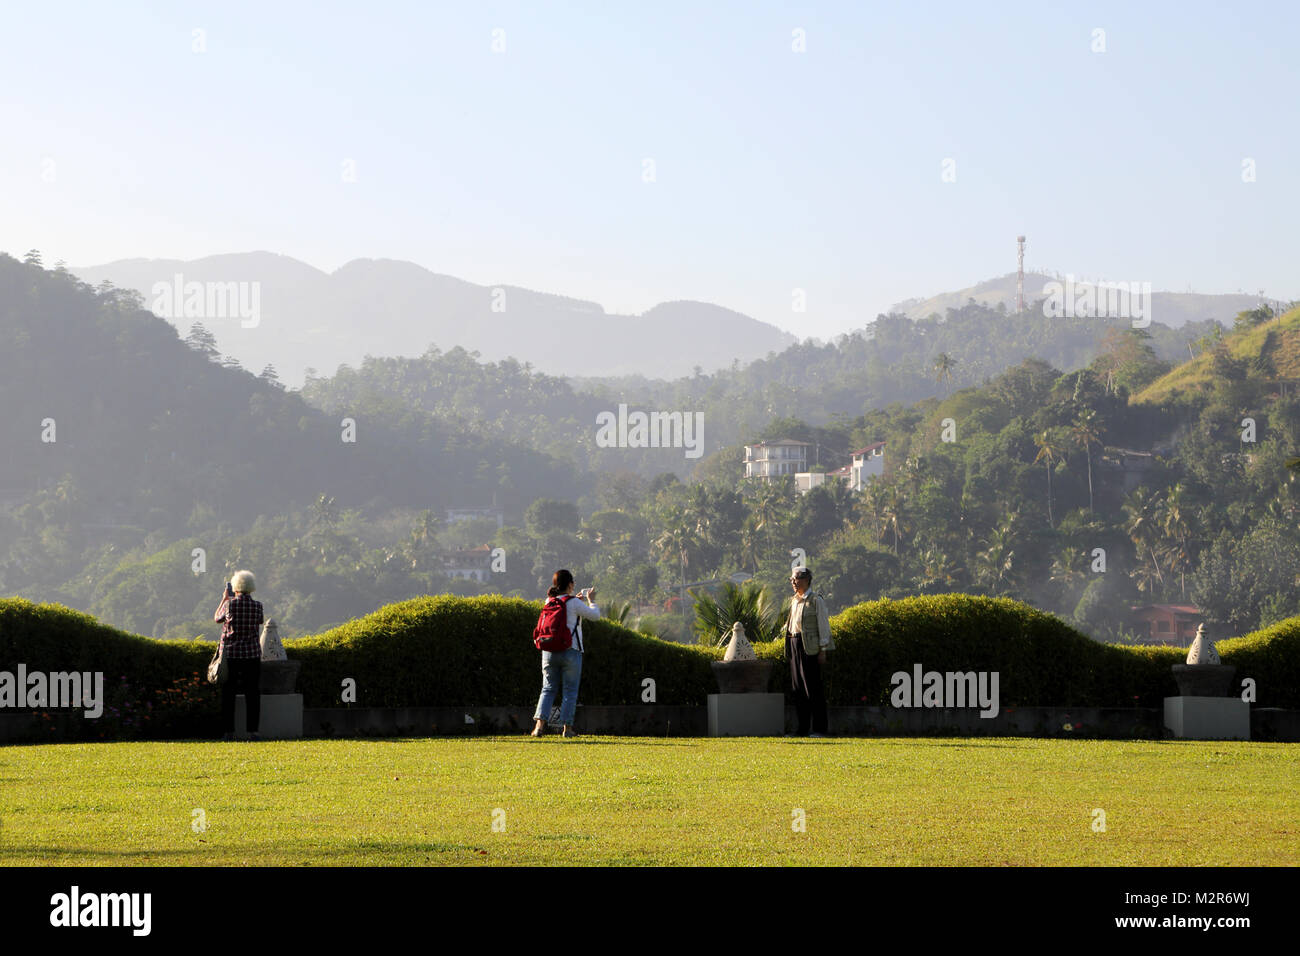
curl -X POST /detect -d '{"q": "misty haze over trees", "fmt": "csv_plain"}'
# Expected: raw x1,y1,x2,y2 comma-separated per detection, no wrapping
3,250,1298,646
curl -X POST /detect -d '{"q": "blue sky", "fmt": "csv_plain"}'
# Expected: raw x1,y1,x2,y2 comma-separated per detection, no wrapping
1,0,1295,339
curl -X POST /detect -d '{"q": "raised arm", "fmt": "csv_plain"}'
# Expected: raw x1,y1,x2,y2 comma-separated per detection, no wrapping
573,599,602,622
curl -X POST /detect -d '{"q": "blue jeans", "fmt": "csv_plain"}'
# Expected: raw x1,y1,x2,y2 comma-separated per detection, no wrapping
534,648,583,726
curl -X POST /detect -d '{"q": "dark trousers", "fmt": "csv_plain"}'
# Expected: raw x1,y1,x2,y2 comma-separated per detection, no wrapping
221,659,262,733
786,634,828,735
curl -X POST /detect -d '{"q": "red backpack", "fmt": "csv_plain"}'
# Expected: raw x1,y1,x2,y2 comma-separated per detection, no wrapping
533,595,574,651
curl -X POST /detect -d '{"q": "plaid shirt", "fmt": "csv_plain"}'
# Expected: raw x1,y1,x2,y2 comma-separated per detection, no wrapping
217,593,264,660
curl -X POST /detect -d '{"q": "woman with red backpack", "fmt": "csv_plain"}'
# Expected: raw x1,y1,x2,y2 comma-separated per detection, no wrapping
531,569,601,738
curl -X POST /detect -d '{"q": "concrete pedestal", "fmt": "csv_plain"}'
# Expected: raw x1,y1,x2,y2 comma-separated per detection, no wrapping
235,694,303,739
708,693,784,737
1163,696,1249,740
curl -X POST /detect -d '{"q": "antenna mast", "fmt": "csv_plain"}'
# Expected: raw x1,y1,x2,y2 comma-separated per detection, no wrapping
1016,235,1026,313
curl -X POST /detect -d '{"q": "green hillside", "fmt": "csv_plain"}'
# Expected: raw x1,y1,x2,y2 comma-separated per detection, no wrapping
1133,305,1300,405
5,254,1299,645
0,254,586,630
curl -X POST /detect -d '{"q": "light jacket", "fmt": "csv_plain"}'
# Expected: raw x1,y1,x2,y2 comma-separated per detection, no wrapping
788,591,835,656
560,594,601,653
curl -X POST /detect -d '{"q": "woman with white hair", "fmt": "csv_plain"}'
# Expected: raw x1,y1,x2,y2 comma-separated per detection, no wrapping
214,569,265,741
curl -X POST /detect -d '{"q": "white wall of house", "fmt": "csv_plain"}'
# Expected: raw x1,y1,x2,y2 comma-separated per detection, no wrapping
850,445,885,490
744,441,811,480
795,472,827,493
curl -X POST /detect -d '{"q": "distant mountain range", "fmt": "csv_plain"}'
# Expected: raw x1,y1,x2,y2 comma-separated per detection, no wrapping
71,253,797,387
890,271,1276,328
70,254,1286,391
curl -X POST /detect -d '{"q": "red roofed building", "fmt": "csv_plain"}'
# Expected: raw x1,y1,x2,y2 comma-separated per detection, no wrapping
1130,604,1201,646
849,442,886,489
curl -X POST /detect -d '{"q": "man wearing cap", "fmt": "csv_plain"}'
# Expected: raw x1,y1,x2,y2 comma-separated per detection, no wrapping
786,566,834,737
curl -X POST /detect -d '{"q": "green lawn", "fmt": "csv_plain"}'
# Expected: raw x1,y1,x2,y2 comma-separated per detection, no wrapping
1,736,1296,866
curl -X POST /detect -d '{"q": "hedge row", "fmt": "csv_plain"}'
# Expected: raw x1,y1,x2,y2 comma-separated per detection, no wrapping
772,595,1185,708
0,598,217,739
1217,616,1300,708
290,595,720,708
2,594,1296,737
0,598,211,687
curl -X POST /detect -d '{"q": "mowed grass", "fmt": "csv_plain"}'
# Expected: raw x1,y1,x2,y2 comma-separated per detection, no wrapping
0,737,1296,866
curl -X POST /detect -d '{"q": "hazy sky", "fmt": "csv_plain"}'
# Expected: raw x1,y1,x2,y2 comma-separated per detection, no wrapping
2,1,1296,340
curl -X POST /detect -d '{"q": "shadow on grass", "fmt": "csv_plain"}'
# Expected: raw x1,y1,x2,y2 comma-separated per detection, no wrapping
856,738,1033,749
3,839,488,864
516,738,692,747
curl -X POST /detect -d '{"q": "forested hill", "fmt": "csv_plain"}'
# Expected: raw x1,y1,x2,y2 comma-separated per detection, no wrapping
594,301,1215,435
5,246,1295,643
303,298,1216,478
0,254,584,593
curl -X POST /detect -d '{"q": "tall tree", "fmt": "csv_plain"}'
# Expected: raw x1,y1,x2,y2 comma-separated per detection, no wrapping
1161,483,1196,599
1122,486,1166,592
975,522,1017,595
1033,429,1064,527
933,352,957,395
185,322,219,360
1070,410,1102,513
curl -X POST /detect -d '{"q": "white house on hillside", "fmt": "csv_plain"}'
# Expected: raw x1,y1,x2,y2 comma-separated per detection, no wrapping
795,465,851,494
444,545,493,582
793,442,885,494
744,439,811,481
849,442,886,489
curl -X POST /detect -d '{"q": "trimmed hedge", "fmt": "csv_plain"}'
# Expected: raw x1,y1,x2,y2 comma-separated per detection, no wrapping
779,594,1187,708
2,593,1296,738
290,595,719,708
1218,616,1300,708
0,598,212,687
0,598,218,739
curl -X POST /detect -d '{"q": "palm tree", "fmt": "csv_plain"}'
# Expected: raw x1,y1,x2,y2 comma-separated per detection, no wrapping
404,509,442,570
1033,430,1064,527
652,520,696,623
684,484,717,563
1070,411,1102,513
824,477,861,531
933,352,957,395
1122,487,1166,590
750,482,788,540
691,582,786,645
603,601,634,627
1049,546,1088,594
919,546,961,593
1161,483,1195,599
878,483,909,554
975,525,1017,595
738,517,763,572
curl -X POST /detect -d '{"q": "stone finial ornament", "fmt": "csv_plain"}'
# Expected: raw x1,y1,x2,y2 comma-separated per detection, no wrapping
260,620,287,661
722,621,756,662
1185,623,1219,665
